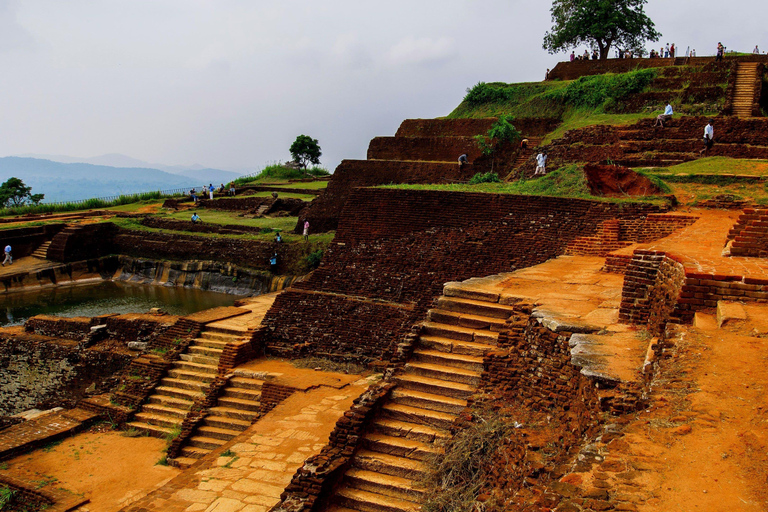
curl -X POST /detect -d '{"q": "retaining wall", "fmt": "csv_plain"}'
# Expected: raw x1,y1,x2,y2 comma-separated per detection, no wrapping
0,224,65,259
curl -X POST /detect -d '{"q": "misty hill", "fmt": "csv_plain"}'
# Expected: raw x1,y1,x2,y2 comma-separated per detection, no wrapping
14,153,245,185
0,157,244,203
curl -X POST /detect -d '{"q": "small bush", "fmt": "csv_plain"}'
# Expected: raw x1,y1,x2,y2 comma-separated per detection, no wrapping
469,172,501,184
545,69,657,110
0,487,16,508
306,249,323,269
306,166,330,177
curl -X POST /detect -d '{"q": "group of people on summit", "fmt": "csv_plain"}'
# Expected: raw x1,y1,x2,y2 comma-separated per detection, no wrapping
569,42,765,61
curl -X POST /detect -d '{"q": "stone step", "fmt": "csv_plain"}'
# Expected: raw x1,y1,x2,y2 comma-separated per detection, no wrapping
196,425,241,441
125,421,173,439
159,377,209,392
411,348,484,372
179,446,211,460
362,432,441,462
208,406,260,422
203,415,252,431
418,335,496,357
153,385,202,402
132,412,181,429
179,353,220,366
427,309,507,331
228,377,265,390
223,387,262,402
187,346,224,358
405,362,481,386
422,322,498,345
172,361,218,375
380,403,457,430
148,394,195,411
325,507,366,512
187,435,227,451
170,456,198,469
217,396,261,412
202,327,245,339
390,388,468,415
166,369,217,383
351,449,427,480
395,373,475,400
142,403,189,420
344,468,425,502
193,339,229,350
335,486,420,512
436,296,516,319
372,418,450,445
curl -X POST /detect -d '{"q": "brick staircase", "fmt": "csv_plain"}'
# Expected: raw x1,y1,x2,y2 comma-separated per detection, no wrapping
126,326,242,438
324,289,516,512
564,219,633,256
504,137,543,181
30,240,52,259
732,62,760,118
171,371,265,468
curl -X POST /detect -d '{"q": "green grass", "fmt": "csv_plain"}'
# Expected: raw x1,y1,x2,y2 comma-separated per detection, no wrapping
237,191,316,200
0,191,183,218
380,164,667,204
234,164,330,186
640,157,768,176
541,111,652,145
103,200,164,212
270,181,328,190
447,80,570,119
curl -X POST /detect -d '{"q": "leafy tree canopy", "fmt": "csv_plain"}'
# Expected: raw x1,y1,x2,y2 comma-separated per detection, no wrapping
0,177,44,208
289,135,322,169
543,0,661,60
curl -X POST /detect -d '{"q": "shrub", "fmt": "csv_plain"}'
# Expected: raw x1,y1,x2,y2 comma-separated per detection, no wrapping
306,249,323,269
546,69,657,110
463,82,511,106
469,172,501,184
0,487,16,508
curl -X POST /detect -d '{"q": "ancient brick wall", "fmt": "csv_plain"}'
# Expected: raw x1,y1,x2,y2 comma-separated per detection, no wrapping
646,257,687,334
23,313,175,345
395,117,561,138
367,135,482,161
140,216,265,235
47,223,118,263
0,333,133,416
265,189,664,365
726,208,768,257
0,256,119,294
0,224,65,259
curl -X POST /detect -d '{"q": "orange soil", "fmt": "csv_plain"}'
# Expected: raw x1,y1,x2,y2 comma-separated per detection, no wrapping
0,428,179,512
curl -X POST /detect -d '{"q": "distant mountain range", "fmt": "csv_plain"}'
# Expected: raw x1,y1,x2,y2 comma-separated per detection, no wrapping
0,156,247,203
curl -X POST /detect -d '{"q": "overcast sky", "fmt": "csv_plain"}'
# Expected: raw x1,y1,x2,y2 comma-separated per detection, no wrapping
0,0,764,173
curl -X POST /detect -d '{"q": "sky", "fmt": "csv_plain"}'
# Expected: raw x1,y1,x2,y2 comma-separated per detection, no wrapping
0,0,765,174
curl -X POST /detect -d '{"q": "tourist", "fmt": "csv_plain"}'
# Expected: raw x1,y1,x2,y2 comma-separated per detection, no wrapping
699,120,714,156
190,188,198,202
275,232,283,243
545,68,550,80
520,138,529,149
583,50,589,60
570,51,575,62
619,48,625,59
191,212,201,223
2,245,11,266
664,43,670,58
303,220,310,241
692,49,696,57
534,151,547,176
208,183,215,200
269,252,278,273
655,102,674,128
670,43,675,58
458,154,469,169
754,45,761,54
228,182,236,196
716,42,724,62
218,183,226,193
591,49,598,60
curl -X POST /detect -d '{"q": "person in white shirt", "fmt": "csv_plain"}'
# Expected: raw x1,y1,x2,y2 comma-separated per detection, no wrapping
754,45,760,54
655,103,674,127
699,120,714,156
534,152,548,175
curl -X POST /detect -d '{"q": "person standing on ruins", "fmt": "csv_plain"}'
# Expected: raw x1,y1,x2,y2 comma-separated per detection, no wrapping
2,245,12,266
754,45,761,54
458,154,469,169
303,220,310,241
570,51,575,62
655,103,674,127
699,120,714,156
716,43,724,62
208,183,215,200
534,151,547,176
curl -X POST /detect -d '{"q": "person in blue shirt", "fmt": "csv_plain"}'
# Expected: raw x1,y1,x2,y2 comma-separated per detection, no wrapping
269,252,278,273
654,103,674,127
208,184,215,200
2,245,11,266
191,212,201,223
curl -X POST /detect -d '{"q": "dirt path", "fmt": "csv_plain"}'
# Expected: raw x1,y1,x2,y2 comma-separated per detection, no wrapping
0,428,179,511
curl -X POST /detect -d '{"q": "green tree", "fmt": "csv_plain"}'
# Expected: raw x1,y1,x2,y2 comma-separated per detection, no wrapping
543,0,660,60
474,116,521,156
289,135,322,169
0,177,44,208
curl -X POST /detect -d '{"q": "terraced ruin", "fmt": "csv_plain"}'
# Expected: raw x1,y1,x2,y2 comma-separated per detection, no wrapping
0,54,767,512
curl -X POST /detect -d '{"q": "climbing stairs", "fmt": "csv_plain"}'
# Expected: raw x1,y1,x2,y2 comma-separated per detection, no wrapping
126,326,241,438
324,291,516,512
732,62,760,118
505,136,542,181
30,240,52,259
171,371,265,468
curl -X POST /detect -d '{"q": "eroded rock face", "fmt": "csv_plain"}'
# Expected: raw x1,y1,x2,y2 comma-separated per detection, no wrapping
584,164,663,197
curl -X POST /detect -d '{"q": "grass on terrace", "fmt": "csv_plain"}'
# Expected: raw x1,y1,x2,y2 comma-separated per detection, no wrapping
229,191,317,200
380,164,669,204
640,157,768,176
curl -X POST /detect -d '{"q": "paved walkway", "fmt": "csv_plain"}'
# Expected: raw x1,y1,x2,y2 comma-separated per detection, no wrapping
122,373,374,512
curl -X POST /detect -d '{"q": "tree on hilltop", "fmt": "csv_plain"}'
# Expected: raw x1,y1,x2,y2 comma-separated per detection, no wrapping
289,135,322,170
0,177,44,208
543,0,661,60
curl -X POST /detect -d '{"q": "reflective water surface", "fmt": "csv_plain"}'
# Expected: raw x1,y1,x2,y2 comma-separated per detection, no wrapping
0,281,242,326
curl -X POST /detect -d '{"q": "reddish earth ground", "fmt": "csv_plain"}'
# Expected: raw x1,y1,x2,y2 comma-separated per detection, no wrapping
584,164,663,197
1,427,179,511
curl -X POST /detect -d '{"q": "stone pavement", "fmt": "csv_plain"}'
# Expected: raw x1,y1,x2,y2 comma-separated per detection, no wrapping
121,374,375,512
0,407,99,461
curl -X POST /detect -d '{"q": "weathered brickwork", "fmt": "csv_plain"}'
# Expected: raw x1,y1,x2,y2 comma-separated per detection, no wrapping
24,313,175,345
0,224,65,259
0,333,133,416
267,189,666,365
395,117,560,138
272,382,395,512
726,208,768,257
47,223,118,262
